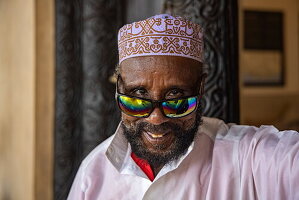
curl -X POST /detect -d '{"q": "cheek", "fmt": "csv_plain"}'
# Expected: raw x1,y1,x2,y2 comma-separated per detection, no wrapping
122,112,197,129
181,113,197,128
121,113,140,128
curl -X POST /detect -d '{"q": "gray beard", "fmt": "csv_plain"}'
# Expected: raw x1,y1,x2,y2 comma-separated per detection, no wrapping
122,105,202,168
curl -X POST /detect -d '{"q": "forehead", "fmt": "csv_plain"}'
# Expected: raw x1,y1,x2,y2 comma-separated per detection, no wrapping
119,56,202,86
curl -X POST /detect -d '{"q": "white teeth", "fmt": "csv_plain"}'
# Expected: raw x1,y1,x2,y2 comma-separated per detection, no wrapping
152,134,163,138
150,134,164,138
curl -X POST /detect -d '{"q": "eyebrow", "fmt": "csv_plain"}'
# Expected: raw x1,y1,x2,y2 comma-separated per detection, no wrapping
118,73,201,94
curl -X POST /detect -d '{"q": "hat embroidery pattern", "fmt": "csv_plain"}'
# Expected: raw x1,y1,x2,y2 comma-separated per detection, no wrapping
118,14,203,63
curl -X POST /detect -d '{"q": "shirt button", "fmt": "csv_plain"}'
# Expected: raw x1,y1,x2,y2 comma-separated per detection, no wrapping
108,147,113,153
115,156,119,163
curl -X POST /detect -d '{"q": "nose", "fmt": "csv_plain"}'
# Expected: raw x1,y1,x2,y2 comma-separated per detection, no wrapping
145,107,169,125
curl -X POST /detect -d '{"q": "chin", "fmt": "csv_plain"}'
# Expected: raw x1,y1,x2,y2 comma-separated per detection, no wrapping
122,122,199,167
122,105,203,166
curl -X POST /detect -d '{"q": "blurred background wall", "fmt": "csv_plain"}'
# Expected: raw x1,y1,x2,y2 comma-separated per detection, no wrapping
0,0,54,200
0,0,298,200
239,0,299,131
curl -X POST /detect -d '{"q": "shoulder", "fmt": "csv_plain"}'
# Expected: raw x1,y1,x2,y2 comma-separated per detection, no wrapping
203,116,299,143
225,123,299,172
240,126,299,161
67,134,116,198
200,117,231,140
231,124,299,155
80,134,115,172
201,118,299,198
236,126,299,198
201,117,299,158
200,117,257,142
73,134,116,191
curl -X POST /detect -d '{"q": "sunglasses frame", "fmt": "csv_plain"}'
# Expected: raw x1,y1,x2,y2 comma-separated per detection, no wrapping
115,92,200,118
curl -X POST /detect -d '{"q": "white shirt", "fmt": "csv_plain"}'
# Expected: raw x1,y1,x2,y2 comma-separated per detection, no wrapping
67,117,299,200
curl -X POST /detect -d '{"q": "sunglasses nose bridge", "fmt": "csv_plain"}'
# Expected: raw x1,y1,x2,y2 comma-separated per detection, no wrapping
145,104,170,125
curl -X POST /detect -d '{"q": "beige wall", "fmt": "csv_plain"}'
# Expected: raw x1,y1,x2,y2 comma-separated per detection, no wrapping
239,0,299,130
0,0,54,200
35,1,55,199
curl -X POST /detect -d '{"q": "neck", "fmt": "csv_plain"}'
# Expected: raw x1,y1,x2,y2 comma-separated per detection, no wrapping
152,165,163,176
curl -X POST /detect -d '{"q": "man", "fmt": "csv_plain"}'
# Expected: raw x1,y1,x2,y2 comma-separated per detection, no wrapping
68,14,299,200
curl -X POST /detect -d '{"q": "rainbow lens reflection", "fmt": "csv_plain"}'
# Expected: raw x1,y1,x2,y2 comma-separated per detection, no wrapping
162,97,197,118
118,95,152,117
117,94,198,118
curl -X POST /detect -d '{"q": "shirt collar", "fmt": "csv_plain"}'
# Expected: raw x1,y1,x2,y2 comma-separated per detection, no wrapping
105,117,223,180
105,123,128,171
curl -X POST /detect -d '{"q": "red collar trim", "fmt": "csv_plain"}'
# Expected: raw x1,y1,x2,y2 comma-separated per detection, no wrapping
131,152,155,181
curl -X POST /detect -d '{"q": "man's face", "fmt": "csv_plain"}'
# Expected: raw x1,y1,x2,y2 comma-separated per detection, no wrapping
118,55,204,167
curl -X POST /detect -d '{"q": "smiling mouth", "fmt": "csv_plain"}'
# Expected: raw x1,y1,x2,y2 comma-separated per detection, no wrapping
146,132,167,138
143,131,172,143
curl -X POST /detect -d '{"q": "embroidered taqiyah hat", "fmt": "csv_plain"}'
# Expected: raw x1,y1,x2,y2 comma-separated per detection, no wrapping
118,14,203,64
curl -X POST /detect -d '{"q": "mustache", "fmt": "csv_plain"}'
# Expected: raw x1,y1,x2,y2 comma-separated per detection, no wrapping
135,121,183,135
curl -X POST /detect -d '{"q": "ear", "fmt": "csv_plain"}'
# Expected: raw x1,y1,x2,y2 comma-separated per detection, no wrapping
116,75,124,93
199,73,207,97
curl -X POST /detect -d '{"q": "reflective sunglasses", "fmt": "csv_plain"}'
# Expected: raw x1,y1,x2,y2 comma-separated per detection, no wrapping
116,93,199,118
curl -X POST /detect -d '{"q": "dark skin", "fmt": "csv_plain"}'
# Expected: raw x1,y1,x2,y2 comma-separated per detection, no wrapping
118,55,205,175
